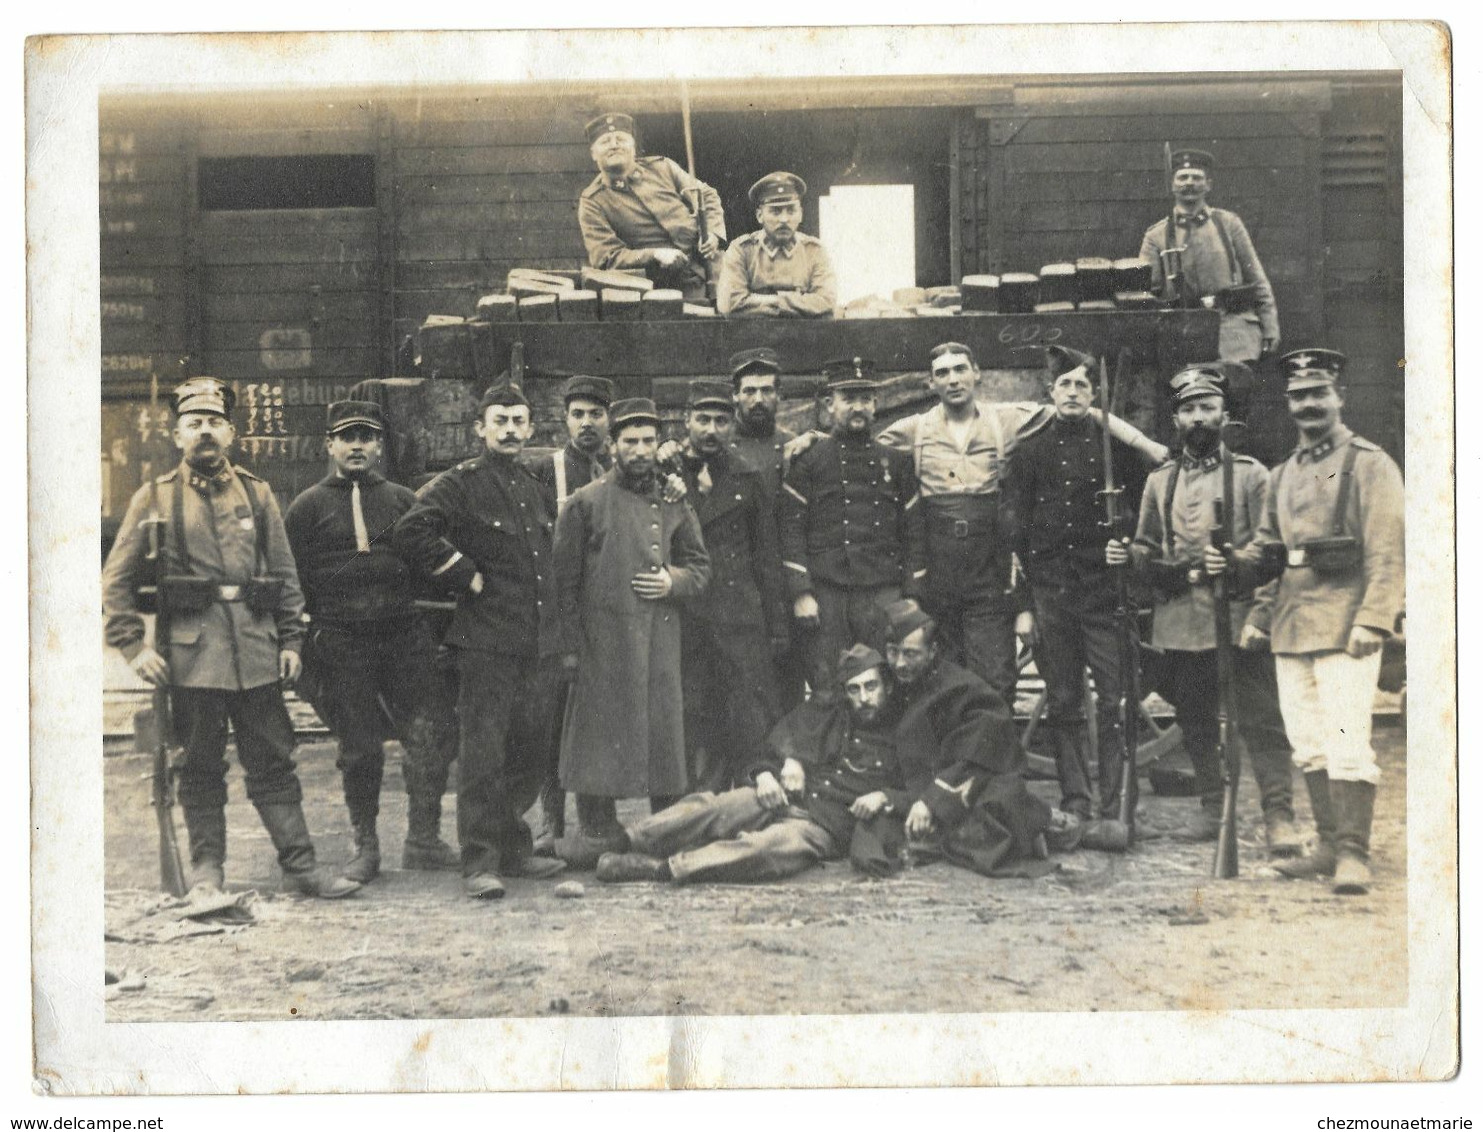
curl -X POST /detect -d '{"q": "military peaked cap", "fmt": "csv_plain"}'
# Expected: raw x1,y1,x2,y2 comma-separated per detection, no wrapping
585,112,636,144
687,379,734,411
326,400,385,434
749,172,806,207
609,397,662,434
1170,148,1215,173
1281,348,1347,393
172,377,235,418
563,375,614,408
1169,365,1228,406
729,346,782,380
823,356,878,392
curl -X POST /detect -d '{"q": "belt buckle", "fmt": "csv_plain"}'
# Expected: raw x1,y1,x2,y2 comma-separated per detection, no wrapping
954,519,969,539
218,584,242,601
1286,548,1308,568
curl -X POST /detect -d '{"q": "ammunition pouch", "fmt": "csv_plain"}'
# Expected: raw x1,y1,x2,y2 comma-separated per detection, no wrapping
159,575,217,616
1295,536,1361,578
1148,558,1197,598
244,577,285,614
1214,283,1260,315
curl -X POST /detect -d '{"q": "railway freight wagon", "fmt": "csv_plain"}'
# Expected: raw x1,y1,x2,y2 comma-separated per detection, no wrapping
99,71,1403,544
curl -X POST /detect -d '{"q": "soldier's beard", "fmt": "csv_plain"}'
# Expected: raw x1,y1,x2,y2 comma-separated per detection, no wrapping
1182,424,1221,456
738,404,776,433
186,445,226,472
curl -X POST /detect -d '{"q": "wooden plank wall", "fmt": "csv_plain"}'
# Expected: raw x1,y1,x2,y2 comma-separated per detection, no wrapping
963,81,1344,464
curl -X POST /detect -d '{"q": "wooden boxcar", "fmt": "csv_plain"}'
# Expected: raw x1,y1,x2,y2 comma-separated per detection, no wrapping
99,71,1403,542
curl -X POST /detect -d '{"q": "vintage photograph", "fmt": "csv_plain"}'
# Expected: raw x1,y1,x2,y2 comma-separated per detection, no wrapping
29,21,1455,1093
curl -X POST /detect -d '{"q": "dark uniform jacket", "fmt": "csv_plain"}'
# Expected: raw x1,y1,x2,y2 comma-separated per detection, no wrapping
284,471,419,625
728,423,798,501
893,659,1027,826
391,451,557,658
529,443,613,513
759,697,908,848
102,461,305,691
679,447,786,637
779,432,920,596
1002,414,1146,604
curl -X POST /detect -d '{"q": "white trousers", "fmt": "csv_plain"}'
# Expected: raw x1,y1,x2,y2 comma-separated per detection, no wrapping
1274,649,1384,784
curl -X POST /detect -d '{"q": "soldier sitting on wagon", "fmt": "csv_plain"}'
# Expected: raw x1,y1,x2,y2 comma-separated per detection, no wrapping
717,172,837,319
578,112,725,303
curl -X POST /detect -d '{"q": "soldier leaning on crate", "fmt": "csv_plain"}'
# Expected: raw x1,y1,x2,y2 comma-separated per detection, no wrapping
1104,367,1301,855
1139,147,1279,365
578,112,725,303
717,173,837,319
1205,349,1405,896
674,378,789,792
283,400,460,884
102,378,360,900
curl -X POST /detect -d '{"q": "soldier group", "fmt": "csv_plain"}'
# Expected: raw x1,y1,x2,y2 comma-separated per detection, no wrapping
102,323,1404,904
100,136,1401,903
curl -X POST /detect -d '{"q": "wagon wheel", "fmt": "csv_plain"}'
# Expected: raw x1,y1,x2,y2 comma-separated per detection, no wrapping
1018,646,1183,780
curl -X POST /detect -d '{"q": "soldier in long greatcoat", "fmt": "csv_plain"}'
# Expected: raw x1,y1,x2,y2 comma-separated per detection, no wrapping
553,398,711,864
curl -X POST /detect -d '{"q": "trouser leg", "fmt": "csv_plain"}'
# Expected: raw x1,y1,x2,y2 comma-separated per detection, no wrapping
1309,650,1384,785
226,684,304,806
711,622,782,791
681,621,727,793
1162,649,1223,811
849,814,907,877
455,649,542,877
625,787,776,858
1233,648,1296,819
806,583,852,699
170,687,232,810
312,626,389,824
958,604,1021,707
1082,610,1136,820
668,816,834,884
847,583,900,653
1031,593,1094,817
576,794,622,839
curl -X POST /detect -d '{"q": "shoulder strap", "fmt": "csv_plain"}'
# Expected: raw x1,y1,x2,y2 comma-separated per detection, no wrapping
912,416,926,479
170,473,188,572
1163,213,1177,252
1160,462,1182,559
1209,210,1242,285
984,406,1007,477
1332,441,1361,536
553,449,569,511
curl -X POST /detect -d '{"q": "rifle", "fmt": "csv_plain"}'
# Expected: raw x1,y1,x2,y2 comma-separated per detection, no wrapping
1095,356,1140,839
143,375,189,898
679,80,716,302
1211,442,1241,878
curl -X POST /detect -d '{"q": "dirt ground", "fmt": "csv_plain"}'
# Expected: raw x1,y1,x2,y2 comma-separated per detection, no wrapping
102,724,1408,1022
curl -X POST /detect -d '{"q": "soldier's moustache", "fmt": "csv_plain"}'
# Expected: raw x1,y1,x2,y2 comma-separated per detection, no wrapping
1183,422,1220,455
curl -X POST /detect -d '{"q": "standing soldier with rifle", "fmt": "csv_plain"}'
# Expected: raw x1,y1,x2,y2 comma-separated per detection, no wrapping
102,378,361,900
1205,350,1405,895
1106,366,1300,857
1002,347,1155,850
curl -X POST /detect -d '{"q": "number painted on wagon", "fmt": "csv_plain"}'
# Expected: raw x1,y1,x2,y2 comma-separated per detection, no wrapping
996,323,1065,346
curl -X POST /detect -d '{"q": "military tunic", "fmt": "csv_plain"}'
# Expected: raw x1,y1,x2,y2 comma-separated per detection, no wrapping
716,231,837,318
779,432,920,691
578,156,724,298
103,462,304,690
101,460,308,810
1139,206,1278,362
554,469,711,798
728,422,798,500
1231,427,1405,786
1128,448,1295,818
